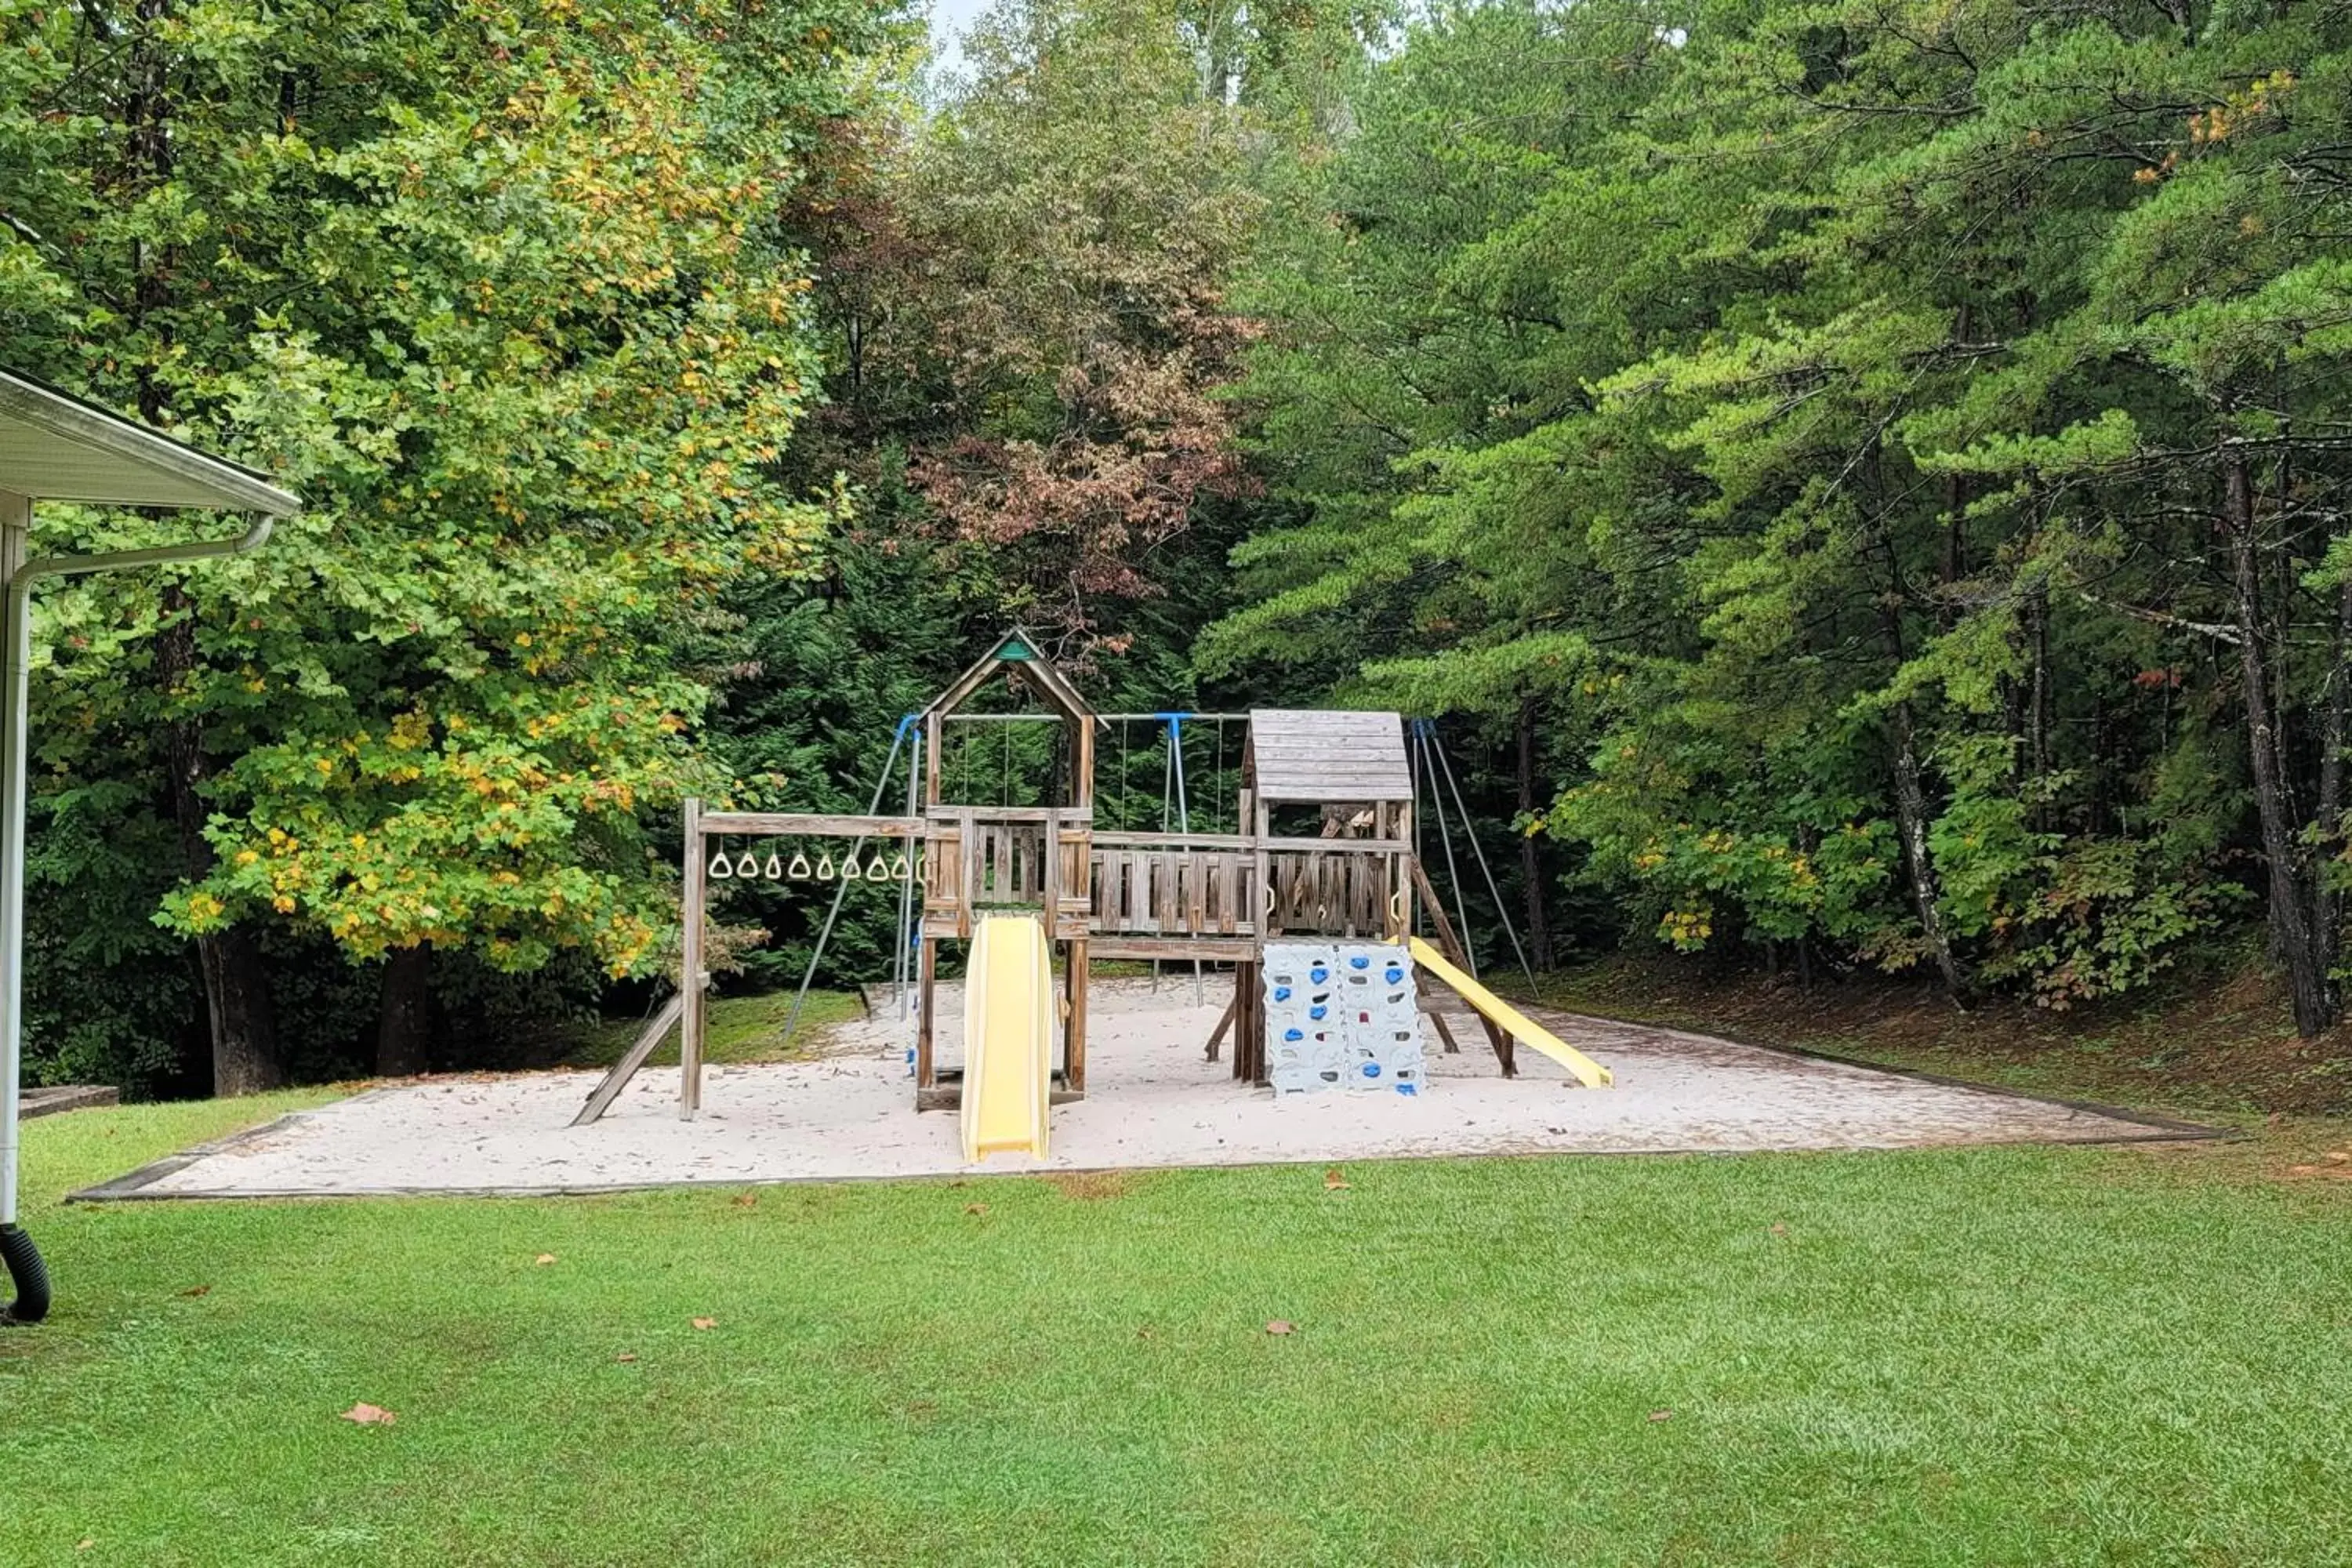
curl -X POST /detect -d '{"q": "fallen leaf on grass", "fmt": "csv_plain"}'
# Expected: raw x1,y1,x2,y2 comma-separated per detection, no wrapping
339,1403,397,1426
1136,1326,1157,1341
76,1540,93,1552
616,1352,638,1363
176,1284,212,1298
1265,1319,1295,1336
964,1202,989,1216
1769,1224,1789,1237
691,1317,717,1330
1323,1167,1349,1191
1646,1410,1674,1423
534,1254,557,1265
731,1190,759,1208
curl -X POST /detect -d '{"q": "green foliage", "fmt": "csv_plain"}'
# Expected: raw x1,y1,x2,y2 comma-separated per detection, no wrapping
1216,0,2352,1015
0,0,894,1081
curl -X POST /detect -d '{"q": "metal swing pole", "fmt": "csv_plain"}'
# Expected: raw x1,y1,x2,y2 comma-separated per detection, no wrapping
1414,720,1480,978
1152,723,1173,993
1163,713,1203,1005
895,716,922,1020
778,716,913,1055
1429,722,1539,992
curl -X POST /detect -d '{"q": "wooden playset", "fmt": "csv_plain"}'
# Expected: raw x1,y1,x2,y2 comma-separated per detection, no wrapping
577,629,1610,1146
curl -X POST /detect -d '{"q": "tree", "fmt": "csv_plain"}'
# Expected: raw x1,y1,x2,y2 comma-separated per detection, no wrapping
0,0,887,1084
1216,0,2352,1034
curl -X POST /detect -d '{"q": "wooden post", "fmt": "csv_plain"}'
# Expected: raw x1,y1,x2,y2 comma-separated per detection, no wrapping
680,797,706,1116
1203,993,1236,1062
1250,791,1272,938
1391,801,1414,941
1233,960,1264,1083
1065,937,1087,1094
916,936,938,1088
924,712,943,808
1069,716,1093,1095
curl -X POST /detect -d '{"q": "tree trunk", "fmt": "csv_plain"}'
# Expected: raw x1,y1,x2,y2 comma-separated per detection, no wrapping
2314,572,2352,982
157,591,281,1096
1871,517,1965,1003
2026,582,2052,834
1888,696,1966,1000
1515,696,1554,971
129,0,282,1095
376,945,434,1076
2227,445,2334,1036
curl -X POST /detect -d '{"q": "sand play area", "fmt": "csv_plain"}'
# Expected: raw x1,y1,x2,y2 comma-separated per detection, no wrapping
77,979,2202,1200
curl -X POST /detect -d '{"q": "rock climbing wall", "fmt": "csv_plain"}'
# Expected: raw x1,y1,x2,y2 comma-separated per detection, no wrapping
1261,942,1425,1096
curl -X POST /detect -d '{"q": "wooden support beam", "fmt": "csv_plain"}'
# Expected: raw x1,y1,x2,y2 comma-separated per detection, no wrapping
1203,993,1237,1062
572,989,688,1127
1065,938,1089,1094
1408,855,1512,1076
916,938,938,1087
1084,938,1256,962
680,797,707,1116
697,811,924,837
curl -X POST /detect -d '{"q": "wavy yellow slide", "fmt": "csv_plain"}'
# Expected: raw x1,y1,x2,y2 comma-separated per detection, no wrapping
1408,936,1614,1088
961,913,1054,1163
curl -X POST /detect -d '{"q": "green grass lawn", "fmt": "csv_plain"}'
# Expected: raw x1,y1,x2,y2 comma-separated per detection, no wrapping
5,1091,2352,1564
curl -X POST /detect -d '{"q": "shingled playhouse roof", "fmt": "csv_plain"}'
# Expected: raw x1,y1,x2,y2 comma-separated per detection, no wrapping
1245,709,1411,804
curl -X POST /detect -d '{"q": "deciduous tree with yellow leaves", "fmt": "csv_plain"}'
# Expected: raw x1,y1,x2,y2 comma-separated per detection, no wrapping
1,0,893,1085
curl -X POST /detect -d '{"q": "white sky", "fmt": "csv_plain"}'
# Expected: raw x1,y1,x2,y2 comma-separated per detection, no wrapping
925,0,994,78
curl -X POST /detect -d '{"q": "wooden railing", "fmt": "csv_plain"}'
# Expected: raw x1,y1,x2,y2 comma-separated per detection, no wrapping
1091,831,1406,942
923,807,1091,940
1091,831,1257,938
919,811,1409,946
1264,840,1407,939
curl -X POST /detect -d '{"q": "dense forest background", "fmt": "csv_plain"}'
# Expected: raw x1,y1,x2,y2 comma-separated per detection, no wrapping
8,0,2352,1098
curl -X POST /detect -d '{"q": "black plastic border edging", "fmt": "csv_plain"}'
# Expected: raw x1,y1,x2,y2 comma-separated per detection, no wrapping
63,1098,393,1203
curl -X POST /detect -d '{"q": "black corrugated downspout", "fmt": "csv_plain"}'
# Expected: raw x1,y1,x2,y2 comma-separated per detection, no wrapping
2,1222,48,1323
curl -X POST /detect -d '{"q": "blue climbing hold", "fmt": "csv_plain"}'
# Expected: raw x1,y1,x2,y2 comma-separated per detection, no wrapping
1308,1005,1327,1020
1360,1062,1381,1078
1310,967,1329,983
1284,1028,1304,1042
1273,985,1291,1001
1385,967,1405,984
1396,1083,1417,1097
1348,955,1370,970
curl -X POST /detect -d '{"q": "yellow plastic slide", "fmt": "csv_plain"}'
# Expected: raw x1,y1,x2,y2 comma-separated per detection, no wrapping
1408,937,1614,1088
961,913,1054,1163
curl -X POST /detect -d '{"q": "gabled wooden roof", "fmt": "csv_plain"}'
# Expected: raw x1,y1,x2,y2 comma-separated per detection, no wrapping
924,626,1095,724
1247,709,1411,804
